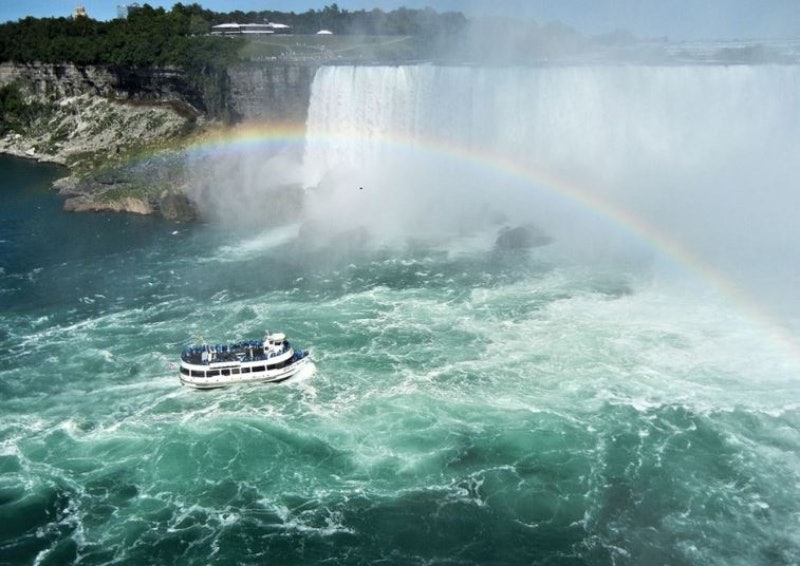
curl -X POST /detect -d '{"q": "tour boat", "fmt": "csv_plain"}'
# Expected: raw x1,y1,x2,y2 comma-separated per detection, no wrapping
179,332,311,389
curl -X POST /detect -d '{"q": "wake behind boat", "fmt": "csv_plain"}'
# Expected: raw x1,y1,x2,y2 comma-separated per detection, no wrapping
179,332,311,389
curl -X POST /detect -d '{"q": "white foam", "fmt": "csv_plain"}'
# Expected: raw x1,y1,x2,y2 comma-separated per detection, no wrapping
205,223,301,263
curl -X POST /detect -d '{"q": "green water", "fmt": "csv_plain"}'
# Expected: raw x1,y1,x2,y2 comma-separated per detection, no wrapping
1,155,799,565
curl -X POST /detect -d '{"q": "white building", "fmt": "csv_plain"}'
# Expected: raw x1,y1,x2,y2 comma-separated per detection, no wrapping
211,22,292,35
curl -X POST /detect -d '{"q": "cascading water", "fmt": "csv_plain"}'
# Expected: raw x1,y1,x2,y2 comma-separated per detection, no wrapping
302,65,800,263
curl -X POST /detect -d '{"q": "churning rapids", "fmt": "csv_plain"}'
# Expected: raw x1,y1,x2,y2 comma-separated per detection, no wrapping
2,62,800,565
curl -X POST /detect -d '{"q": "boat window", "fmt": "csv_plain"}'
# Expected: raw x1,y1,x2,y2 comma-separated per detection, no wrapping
231,368,240,375
190,369,204,377
180,367,191,375
240,367,250,373
253,365,265,372
207,370,220,377
221,369,230,376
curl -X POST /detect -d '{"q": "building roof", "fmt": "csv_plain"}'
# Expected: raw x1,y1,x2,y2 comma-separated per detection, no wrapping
211,22,291,31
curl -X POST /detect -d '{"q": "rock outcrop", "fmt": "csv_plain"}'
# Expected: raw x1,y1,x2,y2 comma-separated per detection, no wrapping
0,62,197,165
63,194,154,215
0,93,191,165
0,61,320,220
0,62,203,108
495,224,553,250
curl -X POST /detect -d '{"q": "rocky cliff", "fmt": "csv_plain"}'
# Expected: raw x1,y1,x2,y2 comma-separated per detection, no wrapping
0,62,199,165
0,61,319,221
227,63,317,123
0,62,204,108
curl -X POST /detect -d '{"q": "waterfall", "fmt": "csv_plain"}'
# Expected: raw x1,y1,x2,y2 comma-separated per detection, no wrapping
301,64,800,260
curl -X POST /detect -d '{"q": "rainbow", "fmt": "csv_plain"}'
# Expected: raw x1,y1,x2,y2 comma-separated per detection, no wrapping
176,121,800,373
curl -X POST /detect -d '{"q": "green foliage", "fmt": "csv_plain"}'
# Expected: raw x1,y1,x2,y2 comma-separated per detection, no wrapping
203,3,466,36
0,3,466,67
0,3,468,120
0,84,23,115
0,83,49,134
0,4,238,67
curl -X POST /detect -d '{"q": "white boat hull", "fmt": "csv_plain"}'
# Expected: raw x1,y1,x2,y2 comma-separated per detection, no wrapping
179,354,311,389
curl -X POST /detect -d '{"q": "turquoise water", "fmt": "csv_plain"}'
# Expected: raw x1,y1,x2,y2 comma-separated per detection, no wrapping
2,154,800,565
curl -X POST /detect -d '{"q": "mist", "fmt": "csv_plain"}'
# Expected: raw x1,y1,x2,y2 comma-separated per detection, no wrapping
186,48,800,333
186,139,306,231
299,65,799,248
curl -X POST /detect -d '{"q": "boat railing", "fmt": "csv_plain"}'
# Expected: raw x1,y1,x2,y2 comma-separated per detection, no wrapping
181,341,292,365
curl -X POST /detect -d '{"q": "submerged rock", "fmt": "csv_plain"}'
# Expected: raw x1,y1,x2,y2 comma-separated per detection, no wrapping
63,194,153,215
494,224,552,250
158,190,197,222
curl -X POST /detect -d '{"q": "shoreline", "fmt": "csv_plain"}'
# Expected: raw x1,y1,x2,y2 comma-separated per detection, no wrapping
0,144,69,166
1,120,307,223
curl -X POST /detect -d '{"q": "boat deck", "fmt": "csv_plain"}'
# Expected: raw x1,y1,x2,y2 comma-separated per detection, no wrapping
181,340,291,365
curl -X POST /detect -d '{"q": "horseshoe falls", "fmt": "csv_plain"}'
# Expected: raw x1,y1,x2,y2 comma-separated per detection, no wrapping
2,62,800,565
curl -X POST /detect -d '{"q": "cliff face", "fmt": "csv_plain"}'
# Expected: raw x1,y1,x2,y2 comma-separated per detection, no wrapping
0,61,320,149
0,62,199,165
0,61,319,220
0,62,203,109
226,63,317,123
